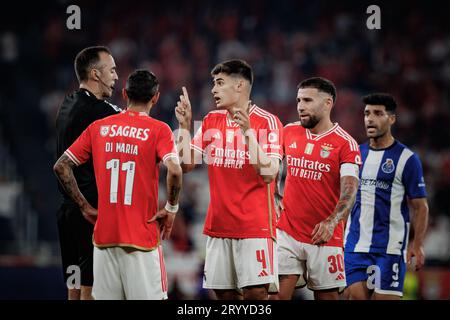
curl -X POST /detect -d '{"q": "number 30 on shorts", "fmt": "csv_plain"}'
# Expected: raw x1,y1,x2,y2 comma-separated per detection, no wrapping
327,254,344,274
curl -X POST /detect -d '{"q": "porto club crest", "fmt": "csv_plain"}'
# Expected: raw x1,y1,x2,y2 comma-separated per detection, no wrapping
381,158,395,174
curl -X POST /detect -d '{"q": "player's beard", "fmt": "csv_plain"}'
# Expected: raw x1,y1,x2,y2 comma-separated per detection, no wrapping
300,114,320,129
366,124,386,139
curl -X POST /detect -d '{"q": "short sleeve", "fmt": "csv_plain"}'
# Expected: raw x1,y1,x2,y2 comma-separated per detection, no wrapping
65,125,93,166
339,134,362,166
156,123,178,163
402,153,427,199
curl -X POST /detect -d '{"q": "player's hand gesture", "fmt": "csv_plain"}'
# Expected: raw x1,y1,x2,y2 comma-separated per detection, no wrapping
407,242,425,271
311,218,337,245
231,100,252,133
148,209,176,240
81,203,98,225
175,86,192,129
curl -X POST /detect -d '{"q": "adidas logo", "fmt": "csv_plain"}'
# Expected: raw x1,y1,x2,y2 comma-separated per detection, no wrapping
289,142,297,149
335,273,345,281
258,270,269,277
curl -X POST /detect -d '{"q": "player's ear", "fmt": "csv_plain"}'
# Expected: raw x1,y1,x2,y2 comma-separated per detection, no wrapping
122,88,128,101
390,113,396,125
151,91,160,105
235,79,244,93
326,96,334,111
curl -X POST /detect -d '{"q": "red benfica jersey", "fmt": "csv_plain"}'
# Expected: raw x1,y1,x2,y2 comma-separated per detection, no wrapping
66,110,177,250
191,105,283,239
277,122,361,247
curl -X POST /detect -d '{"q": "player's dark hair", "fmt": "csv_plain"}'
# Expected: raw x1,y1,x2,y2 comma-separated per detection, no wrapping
125,69,159,103
211,59,253,85
298,77,337,104
362,93,397,114
74,46,111,82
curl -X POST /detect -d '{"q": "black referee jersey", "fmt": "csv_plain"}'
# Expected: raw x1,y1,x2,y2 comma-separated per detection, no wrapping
55,88,121,207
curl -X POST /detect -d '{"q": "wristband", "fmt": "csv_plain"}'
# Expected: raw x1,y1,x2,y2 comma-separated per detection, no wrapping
165,201,179,213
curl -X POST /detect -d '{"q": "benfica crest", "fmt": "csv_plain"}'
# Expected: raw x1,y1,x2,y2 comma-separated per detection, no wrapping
320,144,334,158
100,125,110,137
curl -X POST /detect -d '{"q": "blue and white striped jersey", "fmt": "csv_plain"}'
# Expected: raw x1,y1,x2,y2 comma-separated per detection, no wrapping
344,141,427,256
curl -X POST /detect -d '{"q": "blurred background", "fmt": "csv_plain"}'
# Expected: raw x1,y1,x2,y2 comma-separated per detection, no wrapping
0,0,449,299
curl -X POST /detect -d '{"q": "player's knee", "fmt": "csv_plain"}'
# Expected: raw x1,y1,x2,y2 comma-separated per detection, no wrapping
314,289,340,300
243,285,268,300
347,286,369,300
268,293,280,300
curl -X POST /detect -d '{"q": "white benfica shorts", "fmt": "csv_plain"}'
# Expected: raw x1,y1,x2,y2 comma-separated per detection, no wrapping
277,229,346,291
203,236,279,293
92,245,168,300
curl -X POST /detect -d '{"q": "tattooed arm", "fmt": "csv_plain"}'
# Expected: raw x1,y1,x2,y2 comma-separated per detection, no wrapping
165,157,183,207
53,153,97,224
311,175,359,245
148,157,182,240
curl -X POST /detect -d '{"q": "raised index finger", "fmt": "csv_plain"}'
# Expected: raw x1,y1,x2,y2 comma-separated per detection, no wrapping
182,86,191,105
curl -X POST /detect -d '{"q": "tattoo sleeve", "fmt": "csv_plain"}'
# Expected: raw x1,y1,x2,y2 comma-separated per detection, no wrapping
327,175,359,226
53,153,90,209
166,159,182,205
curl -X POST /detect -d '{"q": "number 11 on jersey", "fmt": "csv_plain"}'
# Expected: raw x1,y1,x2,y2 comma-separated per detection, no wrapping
106,159,136,205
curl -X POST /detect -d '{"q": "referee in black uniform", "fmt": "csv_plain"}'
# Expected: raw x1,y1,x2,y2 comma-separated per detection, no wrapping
55,46,120,300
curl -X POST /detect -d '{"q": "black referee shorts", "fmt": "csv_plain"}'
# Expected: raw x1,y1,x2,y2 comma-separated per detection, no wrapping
56,203,94,287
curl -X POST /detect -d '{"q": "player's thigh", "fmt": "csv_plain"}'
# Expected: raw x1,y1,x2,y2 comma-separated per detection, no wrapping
57,204,94,287
78,213,94,287
314,287,340,300
203,237,236,290
345,281,370,300
120,246,168,300
214,289,242,300
270,275,300,300
243,283,270,300
234,238,278,294
344,251,374,293
304,244,346,291
373,253,406,298
92,247,124,300
56,204,80,284
277,229,306,289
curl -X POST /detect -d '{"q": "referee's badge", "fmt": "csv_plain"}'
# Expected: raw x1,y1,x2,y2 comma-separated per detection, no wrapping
381,158,395,174
100,125,110,137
